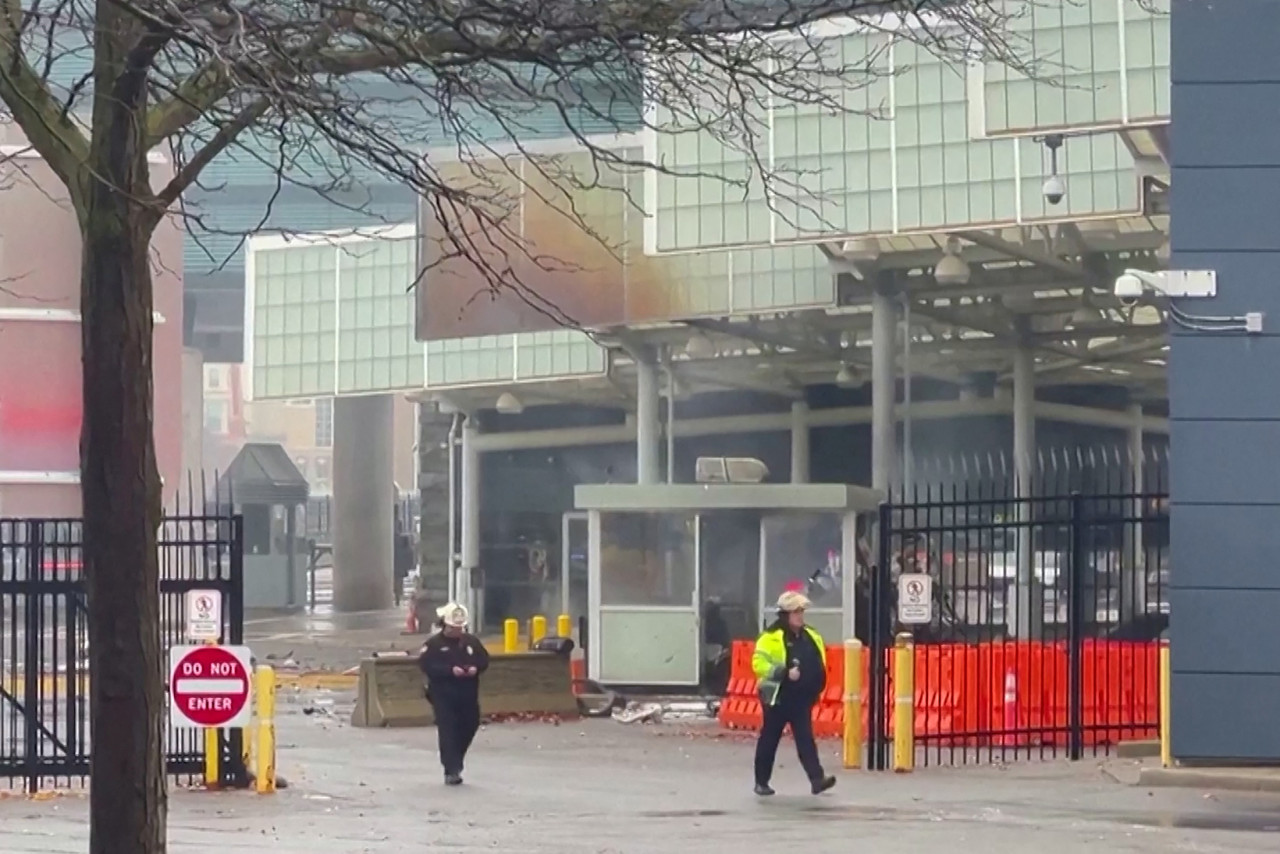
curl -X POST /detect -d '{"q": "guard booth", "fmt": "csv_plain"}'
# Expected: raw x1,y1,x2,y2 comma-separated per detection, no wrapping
222,443,310,610
573,480,882,688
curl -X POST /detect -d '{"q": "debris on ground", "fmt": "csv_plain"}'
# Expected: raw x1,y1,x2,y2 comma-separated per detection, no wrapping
612,699,719,725
612,702,664,724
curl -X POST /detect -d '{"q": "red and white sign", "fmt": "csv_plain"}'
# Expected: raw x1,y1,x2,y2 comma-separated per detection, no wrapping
168,645,252,729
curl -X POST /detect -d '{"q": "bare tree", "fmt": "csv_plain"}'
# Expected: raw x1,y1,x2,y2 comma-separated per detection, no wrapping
0,0,1038,851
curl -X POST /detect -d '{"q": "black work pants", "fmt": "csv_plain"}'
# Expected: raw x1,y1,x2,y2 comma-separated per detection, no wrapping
754,699,824,785
433,697,481,775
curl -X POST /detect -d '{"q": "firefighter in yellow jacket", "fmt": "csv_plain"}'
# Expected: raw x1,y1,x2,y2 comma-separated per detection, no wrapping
751,590,837,796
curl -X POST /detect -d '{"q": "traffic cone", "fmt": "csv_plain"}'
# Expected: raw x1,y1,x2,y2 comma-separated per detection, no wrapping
998,668,1018,747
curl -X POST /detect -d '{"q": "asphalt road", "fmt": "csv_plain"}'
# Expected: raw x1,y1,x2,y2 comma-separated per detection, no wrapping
3,691,1280,853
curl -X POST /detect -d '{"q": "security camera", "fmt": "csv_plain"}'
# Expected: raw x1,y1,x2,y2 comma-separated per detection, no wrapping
1042,175,1065,206
1114,272,1144,307
1114,272,1144,300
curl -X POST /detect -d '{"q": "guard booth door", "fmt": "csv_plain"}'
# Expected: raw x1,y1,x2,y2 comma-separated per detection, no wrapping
560,511,589,628
589,511,701,686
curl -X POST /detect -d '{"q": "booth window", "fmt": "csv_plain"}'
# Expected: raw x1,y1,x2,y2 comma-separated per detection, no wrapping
599,512,696,608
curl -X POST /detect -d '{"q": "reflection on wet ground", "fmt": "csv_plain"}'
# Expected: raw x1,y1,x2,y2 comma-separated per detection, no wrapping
636,797,1280,834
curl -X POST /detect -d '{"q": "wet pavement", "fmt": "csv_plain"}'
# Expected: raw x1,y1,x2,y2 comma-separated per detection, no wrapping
4,690,1280,852
244,608,423,671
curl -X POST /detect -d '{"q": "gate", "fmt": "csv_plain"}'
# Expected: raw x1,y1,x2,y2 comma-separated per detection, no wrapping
866,481,1168,768
1,511,244,792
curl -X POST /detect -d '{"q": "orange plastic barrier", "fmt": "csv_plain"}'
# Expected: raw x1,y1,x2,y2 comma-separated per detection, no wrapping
719,638,1160,746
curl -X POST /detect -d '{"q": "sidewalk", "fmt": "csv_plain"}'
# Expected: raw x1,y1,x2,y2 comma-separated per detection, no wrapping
6,697,1280,852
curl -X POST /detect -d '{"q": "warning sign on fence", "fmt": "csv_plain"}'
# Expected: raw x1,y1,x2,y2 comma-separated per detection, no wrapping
897,573,933,625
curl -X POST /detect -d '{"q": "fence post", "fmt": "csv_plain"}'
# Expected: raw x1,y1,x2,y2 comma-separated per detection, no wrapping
868,501,892,770
22,520,42,794
1067,492,1086,761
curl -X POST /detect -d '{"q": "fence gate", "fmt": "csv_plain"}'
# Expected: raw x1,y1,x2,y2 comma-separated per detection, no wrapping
866,485,1168,768
1,512,243,792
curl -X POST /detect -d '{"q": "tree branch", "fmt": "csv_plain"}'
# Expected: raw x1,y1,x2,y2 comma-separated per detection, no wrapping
0,0,91,201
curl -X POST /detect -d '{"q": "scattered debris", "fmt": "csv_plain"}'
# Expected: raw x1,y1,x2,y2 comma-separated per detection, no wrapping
612,702,664,724
612,698,718,725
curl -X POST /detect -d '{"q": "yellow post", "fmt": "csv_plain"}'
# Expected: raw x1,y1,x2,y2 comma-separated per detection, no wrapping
557,613,573,639
201,639,219,787
892,632,914,774
530,615,547,646
503,618,519,653
1159,639,1172,769
254,665,277,794
203,726,220,787
842,639,864,770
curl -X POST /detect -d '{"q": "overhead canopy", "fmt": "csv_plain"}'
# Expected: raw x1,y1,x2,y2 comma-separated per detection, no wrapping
223,442,310,506
573,483,882,513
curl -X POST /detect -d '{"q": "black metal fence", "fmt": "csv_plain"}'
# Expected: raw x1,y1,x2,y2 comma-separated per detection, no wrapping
865,454,1168,767
1,510,244,792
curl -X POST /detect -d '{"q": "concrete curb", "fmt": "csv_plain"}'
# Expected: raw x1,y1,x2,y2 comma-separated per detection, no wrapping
1117,740,1160,759
1138,766,1280,793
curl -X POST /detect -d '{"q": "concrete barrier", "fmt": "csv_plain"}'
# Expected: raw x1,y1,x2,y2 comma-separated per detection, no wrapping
350,652,579,728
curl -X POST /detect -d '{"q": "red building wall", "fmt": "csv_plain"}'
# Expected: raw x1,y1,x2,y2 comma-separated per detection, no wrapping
0,147,184,517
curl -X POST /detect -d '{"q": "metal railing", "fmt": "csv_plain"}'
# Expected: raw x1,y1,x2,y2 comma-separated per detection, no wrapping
865,451,1168,767
1,509,244,792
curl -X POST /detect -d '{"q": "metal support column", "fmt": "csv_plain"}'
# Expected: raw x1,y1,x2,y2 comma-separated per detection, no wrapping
871,278,898,494
460,416,482,631
1011,331,1040,638
790,400,810,484
332,394,395,613
636,356,661,485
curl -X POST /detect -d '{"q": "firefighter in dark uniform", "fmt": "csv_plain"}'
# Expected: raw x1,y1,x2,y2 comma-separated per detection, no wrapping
751,590,837,796
418,602,490,785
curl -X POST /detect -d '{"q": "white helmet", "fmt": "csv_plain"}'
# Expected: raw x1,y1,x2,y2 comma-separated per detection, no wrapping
436,602,469,628
776,590,811,613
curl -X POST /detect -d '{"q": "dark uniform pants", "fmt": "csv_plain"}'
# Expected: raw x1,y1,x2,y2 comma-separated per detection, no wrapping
754,699,824,785
433,697,481,775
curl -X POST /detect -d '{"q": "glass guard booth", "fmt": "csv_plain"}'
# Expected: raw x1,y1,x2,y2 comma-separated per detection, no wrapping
574,483,882,688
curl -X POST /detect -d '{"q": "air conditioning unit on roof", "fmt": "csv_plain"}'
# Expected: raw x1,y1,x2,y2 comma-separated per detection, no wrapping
694,457,770,484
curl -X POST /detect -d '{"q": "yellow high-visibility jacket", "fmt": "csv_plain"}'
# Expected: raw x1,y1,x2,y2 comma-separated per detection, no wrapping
751,624,826,707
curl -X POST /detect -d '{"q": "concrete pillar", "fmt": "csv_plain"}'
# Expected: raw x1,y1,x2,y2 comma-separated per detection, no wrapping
332,394,395,612
871,280,898,493
1122,404,1147,621
460,416,481,628
790,400,810,484
635,357,661,485
1011,335,1040,638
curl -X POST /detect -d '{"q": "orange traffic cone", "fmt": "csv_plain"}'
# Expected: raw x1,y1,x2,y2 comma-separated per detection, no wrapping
997,668,1018,747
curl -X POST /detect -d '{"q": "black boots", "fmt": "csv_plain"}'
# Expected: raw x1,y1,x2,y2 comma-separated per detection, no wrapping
754,783,776,796
811,775,837,795
444,773,463,786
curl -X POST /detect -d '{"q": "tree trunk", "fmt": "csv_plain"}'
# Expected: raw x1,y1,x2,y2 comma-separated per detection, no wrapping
80,175,167,852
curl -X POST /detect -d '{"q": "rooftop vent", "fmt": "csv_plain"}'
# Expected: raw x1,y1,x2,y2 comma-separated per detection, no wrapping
694,457,770,484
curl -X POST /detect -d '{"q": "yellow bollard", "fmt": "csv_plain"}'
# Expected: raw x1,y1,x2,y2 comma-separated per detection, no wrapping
1159,639,1172,769
892,632,914,773
503,618,519,653
557,613,572,639
842,638,864,770
201,638,219,787
530,615,547,646
203,727,220,787
254,665,277,794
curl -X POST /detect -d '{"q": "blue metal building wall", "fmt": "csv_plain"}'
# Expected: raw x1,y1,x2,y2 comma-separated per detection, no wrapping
1169,0,1280,761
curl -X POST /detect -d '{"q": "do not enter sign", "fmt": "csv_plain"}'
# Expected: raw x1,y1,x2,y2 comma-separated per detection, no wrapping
168,645,253,728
